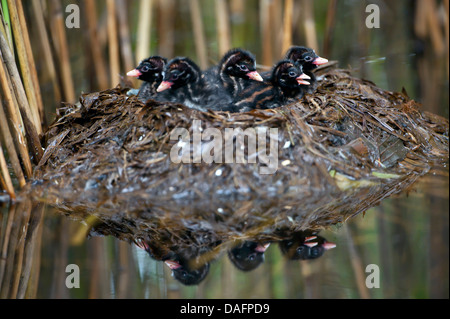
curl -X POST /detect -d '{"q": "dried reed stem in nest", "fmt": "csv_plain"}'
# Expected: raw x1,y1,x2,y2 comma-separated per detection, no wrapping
216,0,231,57
189,0,208,69
6,0,42,135
85,0,109,90
107,0,120,88
136,0,153,62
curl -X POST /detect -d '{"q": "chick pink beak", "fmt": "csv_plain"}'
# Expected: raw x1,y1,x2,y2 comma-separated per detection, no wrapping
127,69,142,77
304,242,318,248
296,73,311,85
304,236,317,242
164,260,182,270
255,243,271,253
313,57,329,66
322,242,337,250
157,81,173,92
247,71,264,82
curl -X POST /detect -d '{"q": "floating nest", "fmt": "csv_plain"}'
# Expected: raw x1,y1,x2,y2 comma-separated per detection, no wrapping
29,68,448,251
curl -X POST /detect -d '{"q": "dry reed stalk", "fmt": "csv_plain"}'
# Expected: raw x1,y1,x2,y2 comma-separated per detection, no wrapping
216,0,231,57
84,0,109,90
116,241,130,298
281,0,293,55
107,0,120,87
9,199,31,298
301,0,318,50
272,0,283,57
6,0,42,135
30,0,61,104
444,0,449,79
116,0,135,74
260,0,273,66
17,201,44,299
0,204,15,293
0,100,26,188
415,0,428,38
15,0,45,129
50,0,76,103
0,144,15,199
424,0,445,55
323,0,337,57
158,0,175,58
0,31,34,178
189,0,208,69
25,205,44,298
136,0,153,62
0,0,13,53
344,224,370,299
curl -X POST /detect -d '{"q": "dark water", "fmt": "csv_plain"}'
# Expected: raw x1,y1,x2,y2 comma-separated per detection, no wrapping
1,0,448,299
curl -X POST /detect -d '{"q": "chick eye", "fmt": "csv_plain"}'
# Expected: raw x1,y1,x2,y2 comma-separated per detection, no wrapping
288,71,297,77
141,66,150,72
171,73,179,81
304,56,313,62
239,64,249,72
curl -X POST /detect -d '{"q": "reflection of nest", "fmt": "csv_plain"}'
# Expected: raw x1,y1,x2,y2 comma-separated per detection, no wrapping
31,68,448,239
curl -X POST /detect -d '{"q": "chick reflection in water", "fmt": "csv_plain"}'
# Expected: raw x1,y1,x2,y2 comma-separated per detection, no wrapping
278,231,337,260
134,237,213,286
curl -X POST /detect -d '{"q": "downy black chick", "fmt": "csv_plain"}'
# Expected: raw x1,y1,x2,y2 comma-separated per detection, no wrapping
126,56,167,102
232,60,311,112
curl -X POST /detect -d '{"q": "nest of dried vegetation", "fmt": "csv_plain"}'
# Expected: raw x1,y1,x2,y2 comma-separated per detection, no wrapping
28,68,448,244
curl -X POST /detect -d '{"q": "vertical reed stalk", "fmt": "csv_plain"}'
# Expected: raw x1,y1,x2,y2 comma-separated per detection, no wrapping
345,224,371,299
0,0,13,53
302,0,318,50
50,0,76,103
15,0,45,129
17,201,44,299
271,0,283,58
0,31,34,178
0,100,26,188
84,0,109,90
216,0,231,57
281,0,293,55
136,0,153,62
6,0,42,135
260,0,273,66
323,0,337,57
189,0,208,69
425,0,445,55
0,204,15,295
116,0,135,73
107,0,120,87
31,0,61,105
0,144,15,199
444,0,449,79
158,0,175,58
